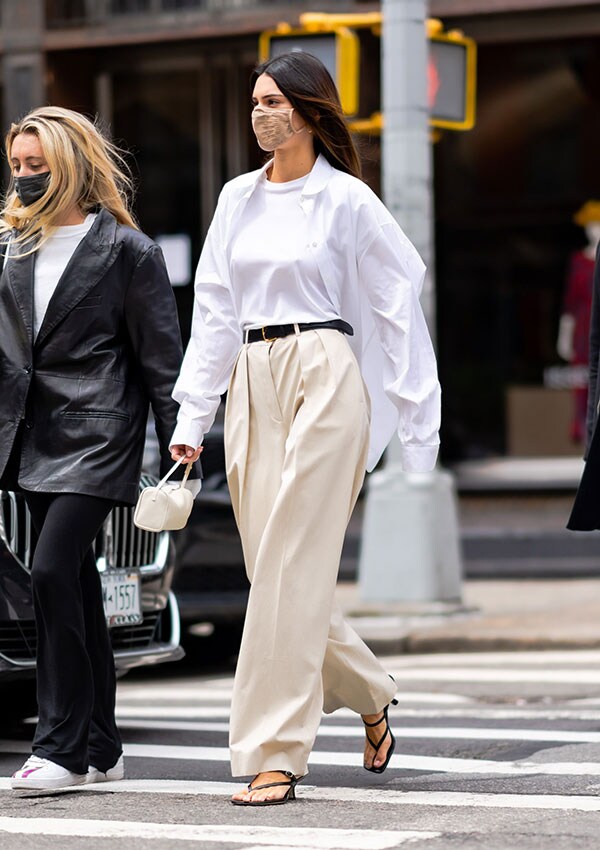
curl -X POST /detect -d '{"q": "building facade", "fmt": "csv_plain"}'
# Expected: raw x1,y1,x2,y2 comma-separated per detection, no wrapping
2,0,600,461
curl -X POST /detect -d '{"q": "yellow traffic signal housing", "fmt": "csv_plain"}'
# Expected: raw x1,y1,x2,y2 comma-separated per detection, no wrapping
429,30,477,130
258,26,360,116
259,14,476,131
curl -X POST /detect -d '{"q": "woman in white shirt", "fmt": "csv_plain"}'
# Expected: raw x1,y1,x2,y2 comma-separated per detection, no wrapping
171,52,441,805
0,106,191,791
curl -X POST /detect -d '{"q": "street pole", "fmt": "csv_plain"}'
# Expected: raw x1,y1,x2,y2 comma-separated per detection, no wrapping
358,0,463,605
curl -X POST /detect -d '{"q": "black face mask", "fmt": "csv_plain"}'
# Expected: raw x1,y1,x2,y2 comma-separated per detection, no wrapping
14,172,51,206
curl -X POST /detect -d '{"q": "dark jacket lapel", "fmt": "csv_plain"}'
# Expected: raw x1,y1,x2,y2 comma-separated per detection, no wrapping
34,208,123,349
4,236,35,346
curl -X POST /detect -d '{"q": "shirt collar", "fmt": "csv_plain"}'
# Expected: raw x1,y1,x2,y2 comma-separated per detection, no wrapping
243,153,334,199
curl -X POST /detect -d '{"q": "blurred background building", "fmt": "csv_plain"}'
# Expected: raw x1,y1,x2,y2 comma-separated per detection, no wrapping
2,0,600,466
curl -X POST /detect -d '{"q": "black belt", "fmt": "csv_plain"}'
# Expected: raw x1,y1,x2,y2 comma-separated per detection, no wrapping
245,319,354,344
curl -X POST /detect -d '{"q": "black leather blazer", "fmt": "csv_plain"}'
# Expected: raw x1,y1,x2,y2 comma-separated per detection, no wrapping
0,208,196,505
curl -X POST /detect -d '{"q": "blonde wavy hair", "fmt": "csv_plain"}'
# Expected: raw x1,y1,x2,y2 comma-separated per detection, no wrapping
1,106,137,252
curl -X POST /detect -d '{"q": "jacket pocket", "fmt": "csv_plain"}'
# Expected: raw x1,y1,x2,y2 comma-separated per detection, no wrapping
75,295,103,309
62,409,130,422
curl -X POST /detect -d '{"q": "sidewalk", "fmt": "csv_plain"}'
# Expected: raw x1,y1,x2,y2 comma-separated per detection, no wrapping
337,578,600,655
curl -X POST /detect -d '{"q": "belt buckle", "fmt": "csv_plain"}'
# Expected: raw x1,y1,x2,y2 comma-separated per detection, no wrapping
261,326,277,343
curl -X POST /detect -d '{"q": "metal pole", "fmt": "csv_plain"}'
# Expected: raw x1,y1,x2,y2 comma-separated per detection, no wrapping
358,0,463,604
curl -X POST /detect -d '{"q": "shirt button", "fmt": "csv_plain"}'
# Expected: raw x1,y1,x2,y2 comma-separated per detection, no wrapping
25,421,33,430
312,242,317,247
23,365,32,374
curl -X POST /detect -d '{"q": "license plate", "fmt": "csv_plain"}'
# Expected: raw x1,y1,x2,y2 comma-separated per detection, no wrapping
101,571,142,627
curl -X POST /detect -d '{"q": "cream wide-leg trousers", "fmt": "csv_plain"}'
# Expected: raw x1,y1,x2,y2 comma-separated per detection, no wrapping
225,328,398,778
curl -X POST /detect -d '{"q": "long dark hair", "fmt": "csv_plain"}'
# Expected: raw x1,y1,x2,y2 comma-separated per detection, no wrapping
251,52,362,180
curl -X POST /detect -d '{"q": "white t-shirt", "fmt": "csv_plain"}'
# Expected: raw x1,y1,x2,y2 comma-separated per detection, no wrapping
230,172,339,329
33,213,97,339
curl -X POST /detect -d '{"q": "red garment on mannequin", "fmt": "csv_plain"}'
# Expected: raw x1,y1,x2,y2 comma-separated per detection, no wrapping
563,250,595,442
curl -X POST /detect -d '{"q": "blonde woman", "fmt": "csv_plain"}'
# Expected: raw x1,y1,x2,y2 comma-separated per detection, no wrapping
0,107,192,791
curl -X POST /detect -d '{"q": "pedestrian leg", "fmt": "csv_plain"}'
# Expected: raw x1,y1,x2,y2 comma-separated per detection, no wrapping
25,492,115,774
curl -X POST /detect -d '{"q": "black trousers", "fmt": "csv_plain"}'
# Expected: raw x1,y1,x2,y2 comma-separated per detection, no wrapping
24,491,122,775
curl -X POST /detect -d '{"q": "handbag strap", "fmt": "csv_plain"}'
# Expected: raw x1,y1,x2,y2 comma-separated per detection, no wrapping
156,456,194,490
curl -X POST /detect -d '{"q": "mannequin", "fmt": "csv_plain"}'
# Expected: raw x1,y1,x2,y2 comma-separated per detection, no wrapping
557,201,600,443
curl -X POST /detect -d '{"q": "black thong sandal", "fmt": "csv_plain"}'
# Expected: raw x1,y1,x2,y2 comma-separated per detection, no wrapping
231,770,300,806
363,698,399,774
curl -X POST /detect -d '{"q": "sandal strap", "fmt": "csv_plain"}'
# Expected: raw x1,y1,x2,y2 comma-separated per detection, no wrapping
248,771,295,792
366,727,390,754
363,704,390,727
364,705,392,755
248,779,294,792
363,714,385,728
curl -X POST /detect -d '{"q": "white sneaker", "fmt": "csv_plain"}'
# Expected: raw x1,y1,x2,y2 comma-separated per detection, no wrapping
11,755,87,791
86,754,125,784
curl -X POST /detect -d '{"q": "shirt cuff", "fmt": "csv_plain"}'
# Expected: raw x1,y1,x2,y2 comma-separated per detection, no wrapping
170,416,204,451
400,444,439,472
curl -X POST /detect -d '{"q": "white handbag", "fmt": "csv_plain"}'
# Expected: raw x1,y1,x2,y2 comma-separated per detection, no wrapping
133,457,195,532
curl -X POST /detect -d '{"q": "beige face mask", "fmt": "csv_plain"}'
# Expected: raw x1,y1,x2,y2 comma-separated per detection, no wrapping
251,105,304,152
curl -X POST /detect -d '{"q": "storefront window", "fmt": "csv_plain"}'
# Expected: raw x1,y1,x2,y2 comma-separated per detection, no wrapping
435,38,600,460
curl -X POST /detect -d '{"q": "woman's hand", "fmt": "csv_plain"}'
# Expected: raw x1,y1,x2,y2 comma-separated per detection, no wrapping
170,444,203,463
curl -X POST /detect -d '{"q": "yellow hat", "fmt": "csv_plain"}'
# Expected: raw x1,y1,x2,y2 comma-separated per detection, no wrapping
574,201,600,226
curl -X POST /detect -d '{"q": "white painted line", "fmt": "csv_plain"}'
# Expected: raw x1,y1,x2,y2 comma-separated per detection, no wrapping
385,650,600,666
113,717,600,744
243,846,326,850
4,778,600,814
117,690,475,719
116,706,233,719
116,691,471,707
2,739,600,777
112,704,600,722
389,669,600,684
0,818,439,848
0,739,592,777
381,708,600,721
116,690,233,703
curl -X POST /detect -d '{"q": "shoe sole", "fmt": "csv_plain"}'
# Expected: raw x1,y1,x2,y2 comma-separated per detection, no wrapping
87,759,125,784
86,768,124,784
11,774,87,791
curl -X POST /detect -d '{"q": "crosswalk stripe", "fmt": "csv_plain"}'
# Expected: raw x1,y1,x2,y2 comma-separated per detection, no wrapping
116,668,600,688
390,669,600,684
116,690,471,706
386,650,600,666
1,739,598,776
0,817,439,848
112,704,600,722
117,689,234,702
114,717,600,744
3,778,600,813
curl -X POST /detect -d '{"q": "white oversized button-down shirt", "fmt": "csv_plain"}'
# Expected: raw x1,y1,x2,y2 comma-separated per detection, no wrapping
171,154,441,472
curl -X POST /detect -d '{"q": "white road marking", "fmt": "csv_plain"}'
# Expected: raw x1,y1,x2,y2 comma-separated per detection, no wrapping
388,669,600,684
112,704,600,722
0,818,439,848
113,717,600,744
116,689,234,703
1,740,598,776
115,691,472,707
4,778,600,813
116,706,234,719
386,650,600,666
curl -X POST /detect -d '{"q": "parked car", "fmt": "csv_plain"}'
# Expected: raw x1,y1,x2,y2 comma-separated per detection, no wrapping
141,405,248,645
0,472,183,717
171,419,249,645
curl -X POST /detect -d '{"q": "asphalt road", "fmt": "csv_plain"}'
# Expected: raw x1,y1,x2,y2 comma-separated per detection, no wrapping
3,642,600,849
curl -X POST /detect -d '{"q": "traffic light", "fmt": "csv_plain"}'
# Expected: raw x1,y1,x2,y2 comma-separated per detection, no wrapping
258,13,476,132
428,24,476,130
258,26,360,116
